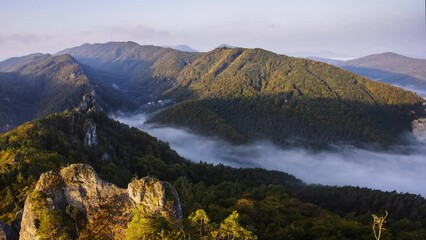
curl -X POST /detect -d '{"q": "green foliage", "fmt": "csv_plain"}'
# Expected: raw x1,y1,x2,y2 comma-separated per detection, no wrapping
29,190,74,240
126,208,184,240
150,48,424,148
0,110,425,239
189,209,211,239
211,211,257,240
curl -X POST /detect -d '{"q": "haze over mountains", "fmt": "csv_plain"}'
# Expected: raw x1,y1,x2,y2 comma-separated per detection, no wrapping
38,42,426,147
310,52,426,97
0,52,127,132
1,42,425,149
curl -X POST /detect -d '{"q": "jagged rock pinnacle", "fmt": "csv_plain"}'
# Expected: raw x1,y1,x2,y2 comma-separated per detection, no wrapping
77,90,103,114
19,164,182,240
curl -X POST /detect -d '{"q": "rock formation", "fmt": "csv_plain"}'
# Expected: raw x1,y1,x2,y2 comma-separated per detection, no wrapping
77,91,102,114
413,118,426,142
83,120,98,147
19,164,182,240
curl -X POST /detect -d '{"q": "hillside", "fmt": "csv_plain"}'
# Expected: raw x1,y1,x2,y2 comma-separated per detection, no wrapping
0,53,128,132
310,53,426,97
152,48,425,148
342,53,426,80
56,42,426,148
3,43,425,148
57,42,199,103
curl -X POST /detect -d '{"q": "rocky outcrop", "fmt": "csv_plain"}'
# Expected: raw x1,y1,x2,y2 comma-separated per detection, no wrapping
128,177,182,220
412,118,426,142
19,164,182,240
77,91,102,114
83,120,98,147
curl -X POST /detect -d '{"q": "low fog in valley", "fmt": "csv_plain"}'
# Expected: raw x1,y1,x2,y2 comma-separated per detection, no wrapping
117,113,426,197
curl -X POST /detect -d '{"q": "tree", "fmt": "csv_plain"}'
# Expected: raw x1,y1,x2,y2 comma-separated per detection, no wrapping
211,211,257,240
189,209,210,239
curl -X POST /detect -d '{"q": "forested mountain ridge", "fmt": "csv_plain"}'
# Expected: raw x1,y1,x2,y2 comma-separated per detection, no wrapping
152,47,425,148
0,53,128,132
2,42,425,148
57,41,199,103
57,43,426,148
1,103,426,239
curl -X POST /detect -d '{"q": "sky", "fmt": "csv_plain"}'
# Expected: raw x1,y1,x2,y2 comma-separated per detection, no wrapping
0,0,425,60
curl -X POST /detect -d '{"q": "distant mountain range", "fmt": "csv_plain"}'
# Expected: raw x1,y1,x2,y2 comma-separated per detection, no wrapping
1,42,425,148
164,44,198,52
309,52,426,97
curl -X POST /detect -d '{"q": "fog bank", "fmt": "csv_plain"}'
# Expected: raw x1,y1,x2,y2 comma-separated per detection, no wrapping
117,113,426,197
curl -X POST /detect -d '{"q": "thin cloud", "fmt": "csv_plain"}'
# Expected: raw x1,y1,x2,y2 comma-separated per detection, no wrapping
117,113,426,197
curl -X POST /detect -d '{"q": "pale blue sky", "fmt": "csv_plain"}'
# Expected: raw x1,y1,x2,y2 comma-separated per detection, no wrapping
0,0,424,59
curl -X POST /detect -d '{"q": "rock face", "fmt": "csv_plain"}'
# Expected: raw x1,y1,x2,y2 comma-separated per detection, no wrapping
19,164,182,240
77,91,102,114
83,120,98,147
413,118,426,142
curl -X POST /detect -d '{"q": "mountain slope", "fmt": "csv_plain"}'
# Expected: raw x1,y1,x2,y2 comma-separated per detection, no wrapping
165,44,198,52
342,52,426,80
58,42,426,148
58,42,199,103
0,53,128,132
152,48,425,148
310,53,426,97
8,43,421,148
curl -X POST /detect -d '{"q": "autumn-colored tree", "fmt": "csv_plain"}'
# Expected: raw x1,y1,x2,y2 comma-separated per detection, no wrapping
189,209,210,239
211,211,257,240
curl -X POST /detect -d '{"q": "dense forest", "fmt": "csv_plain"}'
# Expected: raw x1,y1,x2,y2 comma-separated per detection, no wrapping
1,108,426,239
58,42,426,148
1,43,424,148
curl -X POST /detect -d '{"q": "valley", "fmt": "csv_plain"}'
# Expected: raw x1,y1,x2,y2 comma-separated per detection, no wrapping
1,42,426,239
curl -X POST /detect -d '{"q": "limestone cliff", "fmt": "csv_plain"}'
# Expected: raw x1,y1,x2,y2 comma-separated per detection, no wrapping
77,91,102,114
19,164,182,240
413,118,426,142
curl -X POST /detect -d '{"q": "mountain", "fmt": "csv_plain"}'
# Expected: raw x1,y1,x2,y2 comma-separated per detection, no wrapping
165,44,198,52
217,43,238,48
0,53,51,71
291,50,348,59
310,52,426,97
1,96,426,238
2,43,424,148
0,53,131,132
307,56,344,65
56,42,426,148
151,48,425,148
57,41,199,103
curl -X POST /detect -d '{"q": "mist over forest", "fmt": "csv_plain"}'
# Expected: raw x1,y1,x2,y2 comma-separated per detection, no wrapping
117,112,426,197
